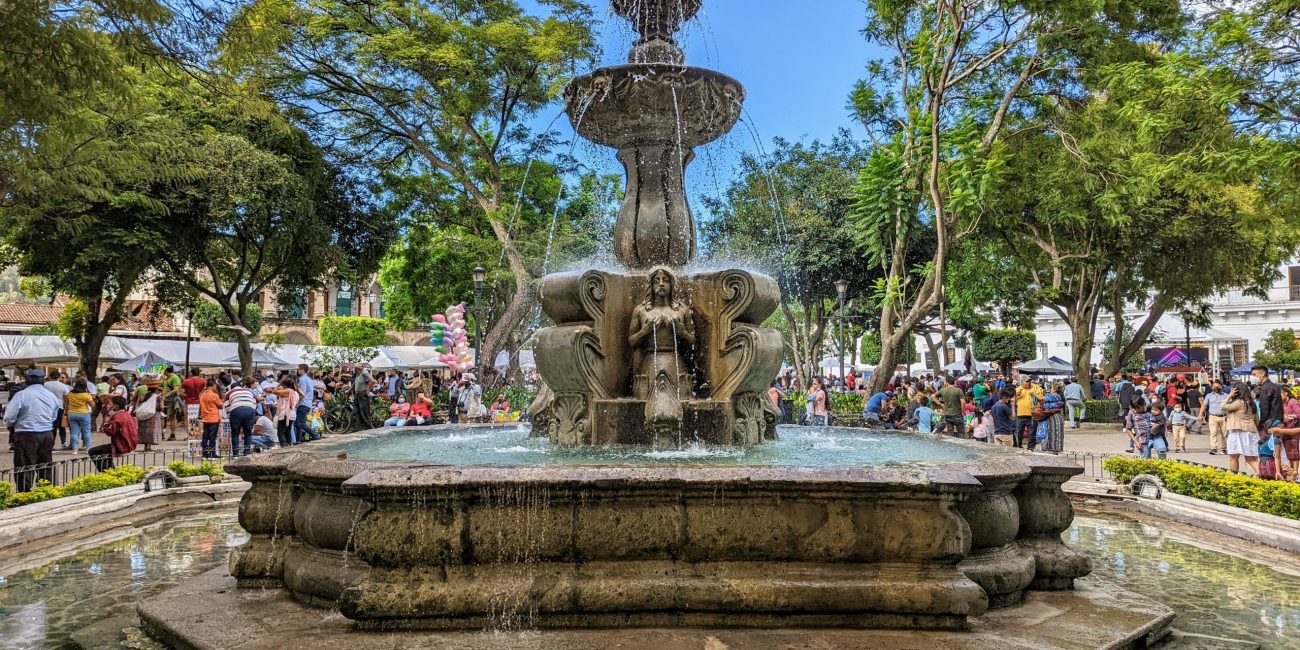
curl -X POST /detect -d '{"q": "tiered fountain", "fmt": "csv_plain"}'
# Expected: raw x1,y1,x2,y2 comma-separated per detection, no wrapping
141,2,1177,647
529,0,783,447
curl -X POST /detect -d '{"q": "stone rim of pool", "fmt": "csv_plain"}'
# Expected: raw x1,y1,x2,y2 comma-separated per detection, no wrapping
212,423,1107,633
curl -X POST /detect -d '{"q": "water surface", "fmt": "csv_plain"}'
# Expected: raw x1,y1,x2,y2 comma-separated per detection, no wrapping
336,424,986,467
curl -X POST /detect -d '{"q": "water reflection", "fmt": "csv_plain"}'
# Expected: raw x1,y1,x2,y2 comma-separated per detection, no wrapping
0,507,1295,648
0,511,247,649
1072,511,1300,648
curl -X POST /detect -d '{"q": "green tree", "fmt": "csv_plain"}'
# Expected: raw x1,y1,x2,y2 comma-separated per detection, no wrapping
849,0,1185,394
860,331,917,369
701,133,874,383
986,47,1299,380
318,316,386,348
226,0,597,382
1254,329,1300,372
973,329,1037,379
192,301,264,342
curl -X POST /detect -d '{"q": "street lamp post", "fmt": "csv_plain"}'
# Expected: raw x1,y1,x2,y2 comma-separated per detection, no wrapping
1181,309,1193,369
835,279,848,391
184,305,194,375
472,266,485,370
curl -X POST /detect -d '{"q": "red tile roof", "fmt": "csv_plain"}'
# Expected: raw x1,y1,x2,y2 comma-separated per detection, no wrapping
0,300,177,332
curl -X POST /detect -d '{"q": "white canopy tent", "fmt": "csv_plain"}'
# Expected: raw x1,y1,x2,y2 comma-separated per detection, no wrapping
494,350,536,371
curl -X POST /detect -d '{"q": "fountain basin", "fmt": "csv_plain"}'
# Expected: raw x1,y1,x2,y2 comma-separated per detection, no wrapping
564,64,744,149
225,426,1090,631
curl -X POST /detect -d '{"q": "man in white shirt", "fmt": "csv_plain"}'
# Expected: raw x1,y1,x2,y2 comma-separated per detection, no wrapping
250,413,277,450
5,370,62,491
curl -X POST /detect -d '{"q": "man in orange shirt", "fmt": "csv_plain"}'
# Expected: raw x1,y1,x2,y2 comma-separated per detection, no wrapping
199,379,223,460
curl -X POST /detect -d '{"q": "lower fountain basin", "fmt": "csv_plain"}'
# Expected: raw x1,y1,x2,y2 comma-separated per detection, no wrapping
225,425,1091,631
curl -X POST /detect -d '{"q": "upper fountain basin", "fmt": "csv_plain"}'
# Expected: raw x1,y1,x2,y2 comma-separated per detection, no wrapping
565,64,745,149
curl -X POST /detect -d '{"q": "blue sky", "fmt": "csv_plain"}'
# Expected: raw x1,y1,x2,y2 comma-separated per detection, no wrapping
540,1,885,193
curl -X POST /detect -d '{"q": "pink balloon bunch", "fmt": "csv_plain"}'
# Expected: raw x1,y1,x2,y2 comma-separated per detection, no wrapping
432,303,473,374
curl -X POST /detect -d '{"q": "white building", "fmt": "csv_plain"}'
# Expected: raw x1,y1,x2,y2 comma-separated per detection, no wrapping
1031,262,1300,374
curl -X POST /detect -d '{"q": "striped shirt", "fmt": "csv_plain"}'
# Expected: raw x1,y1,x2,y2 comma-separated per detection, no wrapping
225,386,258,411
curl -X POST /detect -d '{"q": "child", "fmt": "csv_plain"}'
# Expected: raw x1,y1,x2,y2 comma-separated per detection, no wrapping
971,408,992,442
914,397,934,434
1168,403,1192,453
1124,399,1146,455
1142,402,1169,459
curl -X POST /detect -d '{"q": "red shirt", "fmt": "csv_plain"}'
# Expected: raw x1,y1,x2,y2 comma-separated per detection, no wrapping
104,410,138,456
182,376,206,404
411,402,432,418
1166,385,1180,407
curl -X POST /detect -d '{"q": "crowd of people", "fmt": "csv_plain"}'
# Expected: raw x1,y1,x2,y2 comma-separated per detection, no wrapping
2,364,491,492
769,364,1298,482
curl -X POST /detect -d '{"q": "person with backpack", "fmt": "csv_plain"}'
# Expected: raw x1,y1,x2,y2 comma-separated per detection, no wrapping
1141,401,1169,459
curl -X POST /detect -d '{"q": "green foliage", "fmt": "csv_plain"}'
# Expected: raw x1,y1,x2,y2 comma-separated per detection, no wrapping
1102,457,1300,521
483,387,537,413
1254,329,1300,372
860,332,916,367
319,317,387,348
1100,322,1152,374
192,302,263,342
2,463,220,509
973,330,1036,373
226,0,599,372
167,460,222,478
830,392,865,415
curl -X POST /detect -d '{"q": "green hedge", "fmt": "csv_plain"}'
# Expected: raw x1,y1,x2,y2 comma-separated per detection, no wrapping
1102,457,1300,521
1082,399,1121,423
319,316,388,348
1,462,222,510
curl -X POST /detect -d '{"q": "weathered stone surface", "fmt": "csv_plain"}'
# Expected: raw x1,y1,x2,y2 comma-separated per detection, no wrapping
141,569,1175,649
1015,457,1093,590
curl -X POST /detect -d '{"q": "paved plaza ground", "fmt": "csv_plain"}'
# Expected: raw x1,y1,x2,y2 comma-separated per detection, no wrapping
1,419,1241,474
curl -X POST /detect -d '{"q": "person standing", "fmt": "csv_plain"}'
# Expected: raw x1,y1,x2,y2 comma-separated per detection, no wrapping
1090,374,1106,400
1200,380,1229,455
1181,381,1203,436
90,396,137,472
181,368,206,441
1013,376,1042,449
1036,383,1066,453
351,368,373,431
272,378,299,446
298,364,321,440
1141,402,1169,460
1062,377,1086,428
1222,381,1261,476
1115,374,1135,451
1168,402,1192,453
991,390,1015,446
161,367,184,440
224,377,260,458
1271,390,1300,482
1253,365,1284,437
44,373,72,450
936,376,965,437
448,377,462,424
458,373,484,423
133,385,162,452
4,369,62,491
65,379,95,454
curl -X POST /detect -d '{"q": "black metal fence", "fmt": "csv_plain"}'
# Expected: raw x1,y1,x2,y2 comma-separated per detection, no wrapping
1,449,216,492
1063,451,1115,481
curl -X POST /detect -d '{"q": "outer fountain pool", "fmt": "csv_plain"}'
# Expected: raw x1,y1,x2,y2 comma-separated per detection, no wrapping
3,506,1295,648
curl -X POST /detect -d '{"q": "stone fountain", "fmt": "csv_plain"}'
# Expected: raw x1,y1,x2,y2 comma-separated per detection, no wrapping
530,0,784,447
139,2,1178,646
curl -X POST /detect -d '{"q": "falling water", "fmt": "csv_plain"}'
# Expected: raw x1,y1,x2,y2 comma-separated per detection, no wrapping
733,106,802,301
670,320,684,448
539,92,597,284
670,86,694,252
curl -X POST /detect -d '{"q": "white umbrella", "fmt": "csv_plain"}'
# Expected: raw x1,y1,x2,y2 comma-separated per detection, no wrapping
111,351,174,372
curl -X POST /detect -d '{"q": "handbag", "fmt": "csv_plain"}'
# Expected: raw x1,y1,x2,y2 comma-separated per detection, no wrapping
134,396,157,419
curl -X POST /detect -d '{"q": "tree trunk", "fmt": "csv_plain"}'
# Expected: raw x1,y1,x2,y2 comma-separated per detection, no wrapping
1111,300,1169,377
77,293,131,378
923,331,942,376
